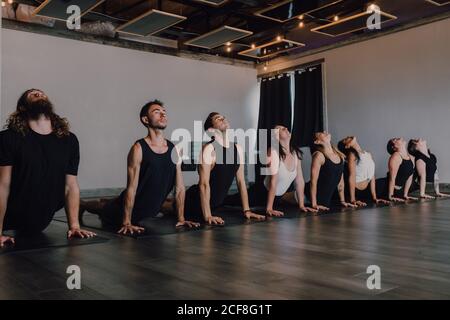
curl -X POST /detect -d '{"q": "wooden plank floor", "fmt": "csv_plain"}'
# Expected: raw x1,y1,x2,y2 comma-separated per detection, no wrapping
1,199,450,299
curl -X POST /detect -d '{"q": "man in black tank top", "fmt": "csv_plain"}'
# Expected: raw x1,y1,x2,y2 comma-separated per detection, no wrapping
184,112,266,224
80,100,199,234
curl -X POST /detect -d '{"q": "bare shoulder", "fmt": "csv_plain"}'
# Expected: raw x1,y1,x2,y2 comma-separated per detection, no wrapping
347,152,357,161
128,142,143,163
312,150,325,162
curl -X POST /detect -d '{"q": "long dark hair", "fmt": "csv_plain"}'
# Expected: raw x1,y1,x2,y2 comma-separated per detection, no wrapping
273,126,303,161
311,132,345,160
408,139,431,158
337,140,360,161
386,139,396,155
6,89,70,137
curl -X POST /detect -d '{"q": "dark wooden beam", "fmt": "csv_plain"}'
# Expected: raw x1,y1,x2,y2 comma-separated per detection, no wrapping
2,18,255,68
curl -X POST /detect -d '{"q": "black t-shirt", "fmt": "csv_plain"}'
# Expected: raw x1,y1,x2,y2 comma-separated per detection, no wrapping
0,129,80,231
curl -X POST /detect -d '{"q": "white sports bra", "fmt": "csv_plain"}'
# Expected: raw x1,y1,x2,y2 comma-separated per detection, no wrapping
264,156,298,196
355,151,375,183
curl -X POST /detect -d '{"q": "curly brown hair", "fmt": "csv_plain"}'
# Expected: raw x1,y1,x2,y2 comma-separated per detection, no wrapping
6,89,70,137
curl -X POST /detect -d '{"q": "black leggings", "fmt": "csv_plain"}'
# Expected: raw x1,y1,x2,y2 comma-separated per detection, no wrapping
95,197,125,227
85,197,165,228
375,177,406,198
223,183,282,208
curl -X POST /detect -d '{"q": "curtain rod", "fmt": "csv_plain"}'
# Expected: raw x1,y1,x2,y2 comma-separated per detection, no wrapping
257,58,325,79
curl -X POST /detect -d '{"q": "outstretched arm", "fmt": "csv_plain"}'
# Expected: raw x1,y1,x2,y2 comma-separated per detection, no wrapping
265,148,283,217
119,143,145,235
310,152,328,211
295,156,316,213
173,147,200,228
199,144,224,225
388,153,405,202
0,166,14,247
416,159,434,199
370,176,390,205
235,144,265,221
338,175,357,208
403,175,418,200
65,175,96,239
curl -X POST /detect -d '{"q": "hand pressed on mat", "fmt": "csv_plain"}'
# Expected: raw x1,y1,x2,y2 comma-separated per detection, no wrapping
266,209,284,217
68,227,97,239
374,198,390,205
312,204,329,211
299,206,318,213
205,216,224,225
176,220,200,228
244,211,266,221
118,224,145,235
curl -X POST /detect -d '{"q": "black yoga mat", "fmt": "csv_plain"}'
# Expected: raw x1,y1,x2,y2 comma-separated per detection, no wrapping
53,212,203,238
0,222,109,255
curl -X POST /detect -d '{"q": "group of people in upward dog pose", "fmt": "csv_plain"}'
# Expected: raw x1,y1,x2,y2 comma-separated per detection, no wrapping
0,89,448,246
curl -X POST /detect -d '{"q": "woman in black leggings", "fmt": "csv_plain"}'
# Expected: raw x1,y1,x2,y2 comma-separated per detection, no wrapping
337,136,390,207
224,125,316,216
408,138,450,199
376,137,417,202
285,132,356,211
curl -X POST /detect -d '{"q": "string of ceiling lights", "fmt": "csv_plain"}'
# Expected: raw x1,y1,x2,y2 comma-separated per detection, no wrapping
3,0,393,69
255,3,383,71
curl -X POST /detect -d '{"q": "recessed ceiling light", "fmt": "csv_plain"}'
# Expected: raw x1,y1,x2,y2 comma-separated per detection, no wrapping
367,3,378,11
185,26,253,49
239,39,305,59
311,10,397,37
115,10,187,37
255,0,343,23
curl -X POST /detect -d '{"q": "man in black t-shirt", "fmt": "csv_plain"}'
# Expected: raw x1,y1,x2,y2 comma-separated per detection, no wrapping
0,89,96,247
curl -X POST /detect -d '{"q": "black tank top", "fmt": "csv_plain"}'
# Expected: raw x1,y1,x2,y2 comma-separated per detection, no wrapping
391,157,414,187
316,153,344,206
120,139,176,222
414,151,437,183
208,142,240,208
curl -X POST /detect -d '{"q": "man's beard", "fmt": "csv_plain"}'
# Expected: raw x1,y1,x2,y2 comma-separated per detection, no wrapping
148,121,166,130
24,99,54,120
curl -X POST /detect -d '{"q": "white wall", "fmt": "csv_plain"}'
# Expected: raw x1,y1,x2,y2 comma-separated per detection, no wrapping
260,18,450,182
1,28,259,189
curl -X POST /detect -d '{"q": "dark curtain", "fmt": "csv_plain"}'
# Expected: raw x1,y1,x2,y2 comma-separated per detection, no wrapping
292,65,324,147
255,75,292,183
257,75,292,131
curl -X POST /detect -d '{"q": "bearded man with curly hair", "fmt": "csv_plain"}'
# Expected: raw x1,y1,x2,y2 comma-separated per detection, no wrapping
0,89,95,247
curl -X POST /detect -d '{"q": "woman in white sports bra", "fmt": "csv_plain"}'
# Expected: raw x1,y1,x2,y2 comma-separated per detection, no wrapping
265,125,316,216
338,136,390,207
224,125,315,216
